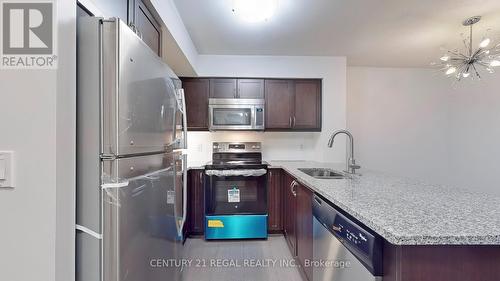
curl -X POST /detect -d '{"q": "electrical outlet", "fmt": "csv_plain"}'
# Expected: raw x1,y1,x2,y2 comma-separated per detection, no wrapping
0,151,15,188
299,144,304,151
197,144,203,152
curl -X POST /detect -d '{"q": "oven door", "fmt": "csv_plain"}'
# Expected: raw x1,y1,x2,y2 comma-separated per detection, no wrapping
205,172,268,216
209,104,256,130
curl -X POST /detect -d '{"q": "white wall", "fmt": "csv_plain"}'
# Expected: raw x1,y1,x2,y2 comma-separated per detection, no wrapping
56,2,77,281
151,0,199,75
348,67,500,195
187,55,348,165
446,73,500,194
0,1,76,281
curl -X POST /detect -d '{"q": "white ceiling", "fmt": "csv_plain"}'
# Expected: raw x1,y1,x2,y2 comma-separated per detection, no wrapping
173,0,500,67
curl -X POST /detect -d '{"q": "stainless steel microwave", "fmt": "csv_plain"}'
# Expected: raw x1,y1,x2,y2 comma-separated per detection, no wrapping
208,99,265,131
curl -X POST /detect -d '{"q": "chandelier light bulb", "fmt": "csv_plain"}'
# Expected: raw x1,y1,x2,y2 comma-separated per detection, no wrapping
479,38,491,48
462,72,471,78
446,67,457,75
440,55,450,62
490,60,500,67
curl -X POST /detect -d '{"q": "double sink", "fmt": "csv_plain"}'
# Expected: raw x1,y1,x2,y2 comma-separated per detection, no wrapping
298,168,347,179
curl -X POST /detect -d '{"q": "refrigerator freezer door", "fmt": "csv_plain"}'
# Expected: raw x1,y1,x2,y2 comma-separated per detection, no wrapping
101,19,179,156
101,153,182,281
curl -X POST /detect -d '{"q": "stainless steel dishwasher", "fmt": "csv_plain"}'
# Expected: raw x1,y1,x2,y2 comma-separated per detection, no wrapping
313,195,383,281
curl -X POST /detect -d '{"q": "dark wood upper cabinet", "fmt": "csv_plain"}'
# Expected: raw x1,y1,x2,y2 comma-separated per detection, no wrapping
91,0,128,22
187,169,205,235
210,79,237,98
81,0,161,56
296,183,313,281
265,80,294,129
181,77,321,131
209,78,264,99
267,169,283,233
283,173,297,256
294,80,321,130
182,78,209,131
134,0,161,56
265,79,322,131
238,79,264,99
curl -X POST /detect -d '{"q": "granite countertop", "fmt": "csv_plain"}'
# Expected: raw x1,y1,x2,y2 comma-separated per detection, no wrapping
187,161,208,170
269,160,500,246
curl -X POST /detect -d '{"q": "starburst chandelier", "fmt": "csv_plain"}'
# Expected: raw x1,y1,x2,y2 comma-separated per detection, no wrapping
433,16,500,81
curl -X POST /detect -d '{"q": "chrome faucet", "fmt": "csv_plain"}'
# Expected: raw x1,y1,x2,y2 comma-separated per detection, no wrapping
328,129,361,174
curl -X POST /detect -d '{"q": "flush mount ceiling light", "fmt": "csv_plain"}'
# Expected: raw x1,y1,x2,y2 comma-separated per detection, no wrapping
432,16,500,81
232,0,278,23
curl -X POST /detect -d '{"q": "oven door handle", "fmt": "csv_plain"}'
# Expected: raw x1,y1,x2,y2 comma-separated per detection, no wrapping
205,169,267,177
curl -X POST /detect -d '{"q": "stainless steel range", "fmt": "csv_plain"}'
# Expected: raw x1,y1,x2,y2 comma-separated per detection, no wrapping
204,142,268,240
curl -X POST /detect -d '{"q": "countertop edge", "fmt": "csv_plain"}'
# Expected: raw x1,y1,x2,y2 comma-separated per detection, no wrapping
270,163,500,246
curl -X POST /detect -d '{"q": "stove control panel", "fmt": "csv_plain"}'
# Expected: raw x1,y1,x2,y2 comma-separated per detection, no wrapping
213,142,262,153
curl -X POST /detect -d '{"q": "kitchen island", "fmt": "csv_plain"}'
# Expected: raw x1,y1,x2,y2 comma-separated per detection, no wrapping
270,160,500,281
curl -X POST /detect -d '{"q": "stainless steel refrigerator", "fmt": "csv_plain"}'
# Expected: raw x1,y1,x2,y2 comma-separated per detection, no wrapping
76,17,187,281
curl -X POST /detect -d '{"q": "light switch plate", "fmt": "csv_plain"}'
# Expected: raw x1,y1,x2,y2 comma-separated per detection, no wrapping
0,151,15,188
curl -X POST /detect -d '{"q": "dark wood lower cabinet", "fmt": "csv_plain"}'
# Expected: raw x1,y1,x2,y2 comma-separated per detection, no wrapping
182,166,500,281
281,171,314,281
283,173,297,255
296,183,313,281
187,169,205,235
267,168,283,233
384,243,500,281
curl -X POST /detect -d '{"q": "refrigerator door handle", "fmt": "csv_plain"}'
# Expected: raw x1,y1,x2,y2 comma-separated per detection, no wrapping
76,224,103,240
182,89,188,148
168,88,187,151
175,153,188,238
178,88,187,149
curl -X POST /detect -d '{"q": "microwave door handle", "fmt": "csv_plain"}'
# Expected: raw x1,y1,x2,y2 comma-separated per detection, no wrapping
208,106,214,131
252,106,257,129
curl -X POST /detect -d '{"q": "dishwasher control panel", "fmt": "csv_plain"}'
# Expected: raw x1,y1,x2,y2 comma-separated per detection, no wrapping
333,214,373,256
313,194,383,276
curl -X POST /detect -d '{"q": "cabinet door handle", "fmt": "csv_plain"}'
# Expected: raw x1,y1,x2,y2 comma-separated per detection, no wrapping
290,180,297,197
289,117,292,127
293,116,296,127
